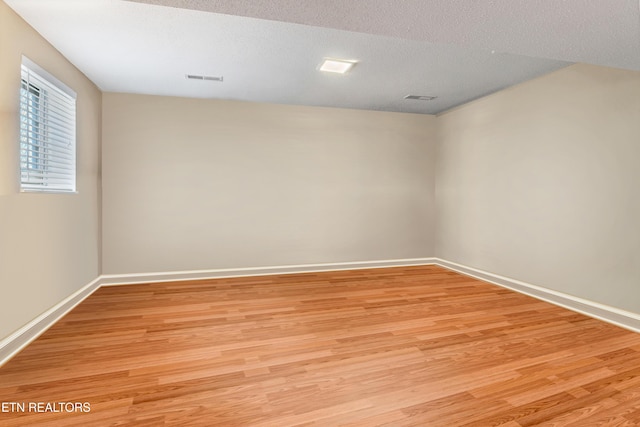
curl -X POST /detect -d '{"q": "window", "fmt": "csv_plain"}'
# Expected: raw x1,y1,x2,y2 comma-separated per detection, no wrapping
20,57,77,193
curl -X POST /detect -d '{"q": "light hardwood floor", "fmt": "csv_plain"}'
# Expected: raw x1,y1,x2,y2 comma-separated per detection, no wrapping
1,265,640,426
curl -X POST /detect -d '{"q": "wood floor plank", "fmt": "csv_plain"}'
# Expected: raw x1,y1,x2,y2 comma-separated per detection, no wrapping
1,265,639,426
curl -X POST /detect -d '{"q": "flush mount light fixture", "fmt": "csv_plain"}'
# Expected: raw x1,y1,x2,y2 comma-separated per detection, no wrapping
319,58,357,74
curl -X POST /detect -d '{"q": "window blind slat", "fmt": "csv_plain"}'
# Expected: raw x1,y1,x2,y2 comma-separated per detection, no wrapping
21,175,75,185
34,112,75,130
19,140,74,159
20,158,75,172
21,129,75,149
21,99,75,128
21,170,74,179
30,99,75,122
21,183,75,192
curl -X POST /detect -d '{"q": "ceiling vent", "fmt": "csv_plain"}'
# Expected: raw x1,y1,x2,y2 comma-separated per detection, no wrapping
404,95,437,101
186,74,223,82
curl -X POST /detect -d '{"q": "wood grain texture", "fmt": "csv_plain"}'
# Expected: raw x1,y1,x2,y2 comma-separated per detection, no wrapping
1,265,639,426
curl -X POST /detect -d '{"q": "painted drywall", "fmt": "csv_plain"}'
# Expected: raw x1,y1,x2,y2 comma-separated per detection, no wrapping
102,94,436,274
0,2,101,340
436,63,640,313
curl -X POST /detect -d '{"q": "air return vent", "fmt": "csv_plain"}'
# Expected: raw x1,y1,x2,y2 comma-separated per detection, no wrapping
186,74,223,82
404,95,437,101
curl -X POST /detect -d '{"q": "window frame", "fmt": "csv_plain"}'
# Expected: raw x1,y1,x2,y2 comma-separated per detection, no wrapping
19,56,77,194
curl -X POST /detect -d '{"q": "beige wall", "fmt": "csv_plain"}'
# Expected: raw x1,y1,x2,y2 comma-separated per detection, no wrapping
4,0,638,343
436,63,640,312
102,94,436,274
0,2,101,339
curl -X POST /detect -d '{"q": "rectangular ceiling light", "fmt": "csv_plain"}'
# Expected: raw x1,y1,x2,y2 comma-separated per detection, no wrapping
319,58,357,74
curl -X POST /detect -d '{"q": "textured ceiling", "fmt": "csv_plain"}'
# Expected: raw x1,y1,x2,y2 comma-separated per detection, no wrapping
7,1,635,114
129,0,640,71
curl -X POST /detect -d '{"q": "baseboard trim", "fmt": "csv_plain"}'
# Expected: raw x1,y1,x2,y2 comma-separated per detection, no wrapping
433,258,640,334
0,258,435,367
3,257,638,367
0,277,102,368
99,258,438,286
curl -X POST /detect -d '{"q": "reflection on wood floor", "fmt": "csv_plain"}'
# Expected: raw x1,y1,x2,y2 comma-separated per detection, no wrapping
1,265,640,426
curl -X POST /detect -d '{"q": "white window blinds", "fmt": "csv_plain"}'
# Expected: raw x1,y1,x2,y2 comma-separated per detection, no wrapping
20,58,77,193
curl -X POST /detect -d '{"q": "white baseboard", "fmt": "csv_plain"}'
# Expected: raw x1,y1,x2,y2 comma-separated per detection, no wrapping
434,258,640,334
99,258,438,285
3,256,638,367
0,258,435,367
0,277,102,367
